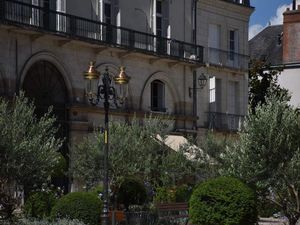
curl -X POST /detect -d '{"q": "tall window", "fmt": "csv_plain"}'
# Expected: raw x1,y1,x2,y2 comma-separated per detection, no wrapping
31,0,40,26
229,30,238,61
156,0,162,36
151,80,165,112
208,24,221,64
56,0,66,32
104,3,112,24
209,77,221,112
227,81,239,114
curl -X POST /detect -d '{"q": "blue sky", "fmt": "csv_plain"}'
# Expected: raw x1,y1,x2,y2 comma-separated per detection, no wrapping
249,0,296,39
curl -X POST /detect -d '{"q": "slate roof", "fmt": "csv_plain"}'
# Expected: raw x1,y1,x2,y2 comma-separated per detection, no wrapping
249,25,283,66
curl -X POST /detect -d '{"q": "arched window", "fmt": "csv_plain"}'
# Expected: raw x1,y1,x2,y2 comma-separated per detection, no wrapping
151,79,165,112
22,60,69,192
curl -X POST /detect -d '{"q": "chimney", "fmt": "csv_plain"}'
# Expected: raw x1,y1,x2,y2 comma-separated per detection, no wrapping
282,3,300,63
293,0,296,10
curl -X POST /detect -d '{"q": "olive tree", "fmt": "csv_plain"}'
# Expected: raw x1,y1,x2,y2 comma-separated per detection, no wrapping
71,117,195,191
223,95,300,225
0,93,62,218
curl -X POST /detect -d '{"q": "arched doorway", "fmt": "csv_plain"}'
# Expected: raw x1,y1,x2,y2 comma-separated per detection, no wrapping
22,60,69,192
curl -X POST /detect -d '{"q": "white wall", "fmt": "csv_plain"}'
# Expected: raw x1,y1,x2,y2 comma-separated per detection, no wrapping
278,68,300,107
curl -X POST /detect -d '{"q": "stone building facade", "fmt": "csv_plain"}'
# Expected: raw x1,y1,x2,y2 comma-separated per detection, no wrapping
0,0,253,190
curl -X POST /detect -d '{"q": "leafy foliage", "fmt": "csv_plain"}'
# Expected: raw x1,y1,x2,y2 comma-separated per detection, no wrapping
248,59,289,111
189,177,258,225
24,192,57,219
153,184,193,204
17,218,87,225
196,132,234,180
50,192,102,225
71,116,196,190
153,186,176,204
116,177,147,209
0,93,62,218
222,95,300,225
174,184,193,203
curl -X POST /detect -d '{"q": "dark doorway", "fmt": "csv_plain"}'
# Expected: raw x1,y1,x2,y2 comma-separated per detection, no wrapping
22,60,69,193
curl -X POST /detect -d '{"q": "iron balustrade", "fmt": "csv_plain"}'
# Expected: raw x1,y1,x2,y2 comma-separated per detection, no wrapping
207,112,245,132
207,47,249,70
0,0,203,63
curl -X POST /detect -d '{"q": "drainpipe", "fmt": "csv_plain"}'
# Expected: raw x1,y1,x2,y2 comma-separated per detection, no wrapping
192,70,197,130
192,0,198,131
193,0,197,45
15,39,19,95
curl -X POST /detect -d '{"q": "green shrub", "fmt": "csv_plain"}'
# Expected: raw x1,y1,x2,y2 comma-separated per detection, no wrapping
51,192,102,225
116,177,147,209
257,197,281,217
153,187,175,204
24,192,57,219
19,218,86,225
175,184,192,202
89,184,103,197
189,177,258,225
51,154,67,178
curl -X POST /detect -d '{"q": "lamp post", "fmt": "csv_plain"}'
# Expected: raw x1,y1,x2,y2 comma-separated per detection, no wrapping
189,72,208,131
188,72,208,97
83,62,130,225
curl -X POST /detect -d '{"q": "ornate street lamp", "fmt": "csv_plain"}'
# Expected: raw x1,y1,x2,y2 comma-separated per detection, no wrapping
189,72,207,97
83,61,130,225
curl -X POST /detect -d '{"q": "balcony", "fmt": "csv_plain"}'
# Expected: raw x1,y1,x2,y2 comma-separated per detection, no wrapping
0,0,203,64
221,0,251,7
207,47,249,70
207,112,245,132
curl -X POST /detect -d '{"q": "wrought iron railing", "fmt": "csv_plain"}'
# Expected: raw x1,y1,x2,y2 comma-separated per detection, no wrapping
0,0,203,63
207,47,249,70
207,112,245,132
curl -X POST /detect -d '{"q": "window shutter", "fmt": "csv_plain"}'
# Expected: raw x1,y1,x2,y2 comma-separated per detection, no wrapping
57,0,65,12
227,81,239,114
216,79,222,112
113,0,119,26
32,0,39,6
209,77,216,104
208,24,220,64
56,0,66,31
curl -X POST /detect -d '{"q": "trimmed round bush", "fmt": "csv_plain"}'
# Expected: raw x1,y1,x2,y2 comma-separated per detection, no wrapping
24,192,57,219
189,177,258,225
117,177,147,209
51,192,102,225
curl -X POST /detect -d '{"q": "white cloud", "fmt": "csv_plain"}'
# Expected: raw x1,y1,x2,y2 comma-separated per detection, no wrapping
269,4,291,25
249,3,293,40
249,24,264,40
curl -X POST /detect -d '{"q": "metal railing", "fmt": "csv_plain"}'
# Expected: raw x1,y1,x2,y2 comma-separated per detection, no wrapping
207,112,245,132
0,0,203,63
207,47,249,70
